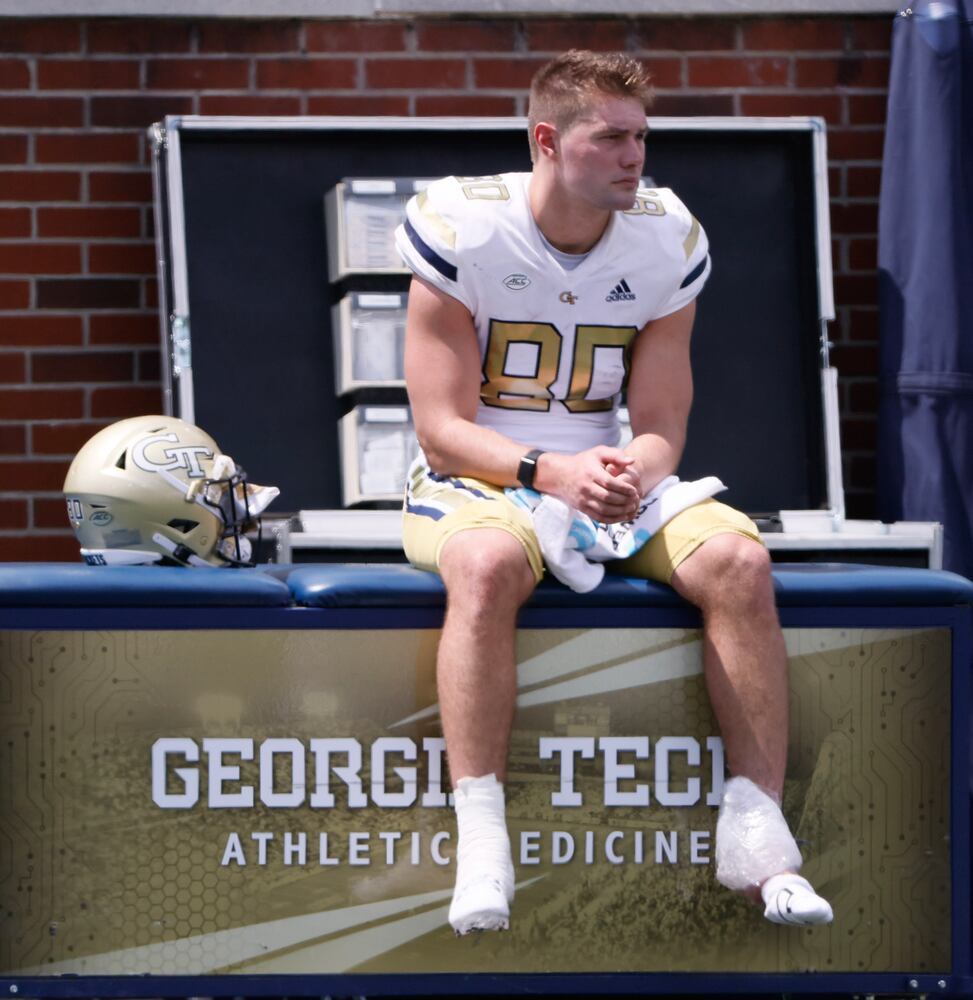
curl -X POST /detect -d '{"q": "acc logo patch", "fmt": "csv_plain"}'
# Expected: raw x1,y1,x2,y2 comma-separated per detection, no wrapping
90,510,114,527
503,273,531,290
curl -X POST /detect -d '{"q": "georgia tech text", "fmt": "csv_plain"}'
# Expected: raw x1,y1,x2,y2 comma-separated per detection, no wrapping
152,735,725,810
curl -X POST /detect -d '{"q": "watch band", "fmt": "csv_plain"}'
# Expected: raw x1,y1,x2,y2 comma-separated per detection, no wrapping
517,448,545,490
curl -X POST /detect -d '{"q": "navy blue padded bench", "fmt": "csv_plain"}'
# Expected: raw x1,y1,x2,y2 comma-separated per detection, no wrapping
0,561,292,607
1,561,971,611
282,561,973,610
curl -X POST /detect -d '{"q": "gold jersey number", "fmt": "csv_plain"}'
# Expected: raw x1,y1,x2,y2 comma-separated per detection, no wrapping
482,321,637,412
456,176,510,201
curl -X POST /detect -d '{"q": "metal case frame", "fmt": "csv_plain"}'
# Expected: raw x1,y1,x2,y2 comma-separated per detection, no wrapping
151,114,842,518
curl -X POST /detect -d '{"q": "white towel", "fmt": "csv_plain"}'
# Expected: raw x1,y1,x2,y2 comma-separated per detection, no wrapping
507,475,726,592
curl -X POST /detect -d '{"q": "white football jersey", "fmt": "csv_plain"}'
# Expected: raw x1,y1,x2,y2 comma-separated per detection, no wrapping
394,172,710,453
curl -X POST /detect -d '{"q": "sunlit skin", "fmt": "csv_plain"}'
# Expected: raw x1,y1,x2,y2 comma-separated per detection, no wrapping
530,93,648,254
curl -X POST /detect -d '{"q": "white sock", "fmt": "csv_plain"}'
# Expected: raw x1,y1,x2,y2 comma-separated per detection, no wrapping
448,774,515,935
761,873,834,926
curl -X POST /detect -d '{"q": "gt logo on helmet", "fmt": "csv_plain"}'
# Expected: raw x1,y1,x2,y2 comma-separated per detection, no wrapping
132,433,214,478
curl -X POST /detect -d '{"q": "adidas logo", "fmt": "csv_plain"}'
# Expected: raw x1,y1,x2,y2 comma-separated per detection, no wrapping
605,278,636,302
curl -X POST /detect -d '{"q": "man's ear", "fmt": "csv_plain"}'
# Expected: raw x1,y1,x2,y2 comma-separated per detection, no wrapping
533,121,559,161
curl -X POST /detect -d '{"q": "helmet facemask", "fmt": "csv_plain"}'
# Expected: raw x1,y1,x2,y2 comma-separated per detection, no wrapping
194,457,263,566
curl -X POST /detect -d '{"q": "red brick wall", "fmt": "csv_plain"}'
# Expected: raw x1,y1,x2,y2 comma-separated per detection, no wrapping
0,15,891,560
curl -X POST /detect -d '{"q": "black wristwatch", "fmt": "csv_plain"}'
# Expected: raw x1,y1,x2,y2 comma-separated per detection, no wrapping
517,448,545,490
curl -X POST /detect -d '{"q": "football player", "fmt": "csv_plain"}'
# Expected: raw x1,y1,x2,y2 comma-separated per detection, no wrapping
394,50,832,934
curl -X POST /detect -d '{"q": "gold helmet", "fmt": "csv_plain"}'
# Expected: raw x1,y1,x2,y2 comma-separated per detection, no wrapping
63,415,279,567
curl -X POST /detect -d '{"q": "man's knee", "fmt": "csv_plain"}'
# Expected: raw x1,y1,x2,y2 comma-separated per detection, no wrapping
672,532,774,611
440,529,536,612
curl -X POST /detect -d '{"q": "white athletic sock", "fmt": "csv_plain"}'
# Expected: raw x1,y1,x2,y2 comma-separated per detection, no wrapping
448,773,515,935
761,873,834,926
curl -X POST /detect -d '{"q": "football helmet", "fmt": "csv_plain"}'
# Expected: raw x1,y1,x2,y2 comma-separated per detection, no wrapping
63,415,279,567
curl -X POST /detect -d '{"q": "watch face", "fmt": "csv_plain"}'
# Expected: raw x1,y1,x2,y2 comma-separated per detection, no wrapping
518,451,539,489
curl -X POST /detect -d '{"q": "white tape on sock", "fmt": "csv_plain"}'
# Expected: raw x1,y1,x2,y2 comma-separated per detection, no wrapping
715,776,803,891
449,773,515,935
761,873,834,925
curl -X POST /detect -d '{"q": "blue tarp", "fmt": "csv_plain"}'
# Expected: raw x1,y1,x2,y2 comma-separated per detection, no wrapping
877,0,973,582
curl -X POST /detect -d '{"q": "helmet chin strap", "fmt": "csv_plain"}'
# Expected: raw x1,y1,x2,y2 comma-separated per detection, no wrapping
151,531,213,568
156,465,223,513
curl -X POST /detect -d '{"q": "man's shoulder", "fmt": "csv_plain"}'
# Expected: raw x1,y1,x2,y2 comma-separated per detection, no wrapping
418,172,528,215
408,172,528,254
612,186,704,266
619,185,696,233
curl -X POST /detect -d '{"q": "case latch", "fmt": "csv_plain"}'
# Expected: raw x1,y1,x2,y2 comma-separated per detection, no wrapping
170,314,191,376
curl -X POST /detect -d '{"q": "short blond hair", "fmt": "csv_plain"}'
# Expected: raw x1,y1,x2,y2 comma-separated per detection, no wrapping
527,50,654,162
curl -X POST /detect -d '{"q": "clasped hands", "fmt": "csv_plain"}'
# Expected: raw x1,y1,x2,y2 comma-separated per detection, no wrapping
534,446,643,524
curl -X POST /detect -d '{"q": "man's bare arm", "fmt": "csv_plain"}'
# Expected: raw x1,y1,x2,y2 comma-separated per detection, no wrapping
404,275,532,479
622,301,696,493
404,276,639,521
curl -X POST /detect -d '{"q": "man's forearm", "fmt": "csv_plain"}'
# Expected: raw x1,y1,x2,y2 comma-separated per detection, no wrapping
418,414,530,487
624,430,685,495
419,411,644,522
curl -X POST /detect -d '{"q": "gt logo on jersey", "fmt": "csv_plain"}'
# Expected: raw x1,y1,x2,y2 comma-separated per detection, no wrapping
132,433,213,478
559,291,578,305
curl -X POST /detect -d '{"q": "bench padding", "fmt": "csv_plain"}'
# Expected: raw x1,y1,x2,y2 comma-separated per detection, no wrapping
1,562,970,610
0,563,292,607
284,562,973,609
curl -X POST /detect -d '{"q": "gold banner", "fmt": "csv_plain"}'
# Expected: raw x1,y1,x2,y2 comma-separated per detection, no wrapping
0,626,951,975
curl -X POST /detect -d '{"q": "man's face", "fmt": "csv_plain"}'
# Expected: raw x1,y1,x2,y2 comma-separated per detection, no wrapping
555,93,647,211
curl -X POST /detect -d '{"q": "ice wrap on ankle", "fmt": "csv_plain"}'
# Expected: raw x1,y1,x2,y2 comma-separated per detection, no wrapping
449,774,515,934
715,776,803,890
453,774,514,888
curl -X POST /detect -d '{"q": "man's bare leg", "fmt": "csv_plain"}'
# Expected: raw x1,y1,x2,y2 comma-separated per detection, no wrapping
437,528,536,933
670,533,787,793
670,533,833,925
438,528,536,779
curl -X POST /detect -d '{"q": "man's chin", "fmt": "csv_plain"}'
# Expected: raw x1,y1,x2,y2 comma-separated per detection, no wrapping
579,186,639,213
609,191,639,211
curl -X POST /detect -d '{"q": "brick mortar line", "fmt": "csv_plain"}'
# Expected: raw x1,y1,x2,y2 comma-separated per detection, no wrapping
0,83,893,91
0,105,888,114
0,243,156,248
0,46,896,58
2,345,152,352
2,529,74,539
7,165,157,179
0,202,110,213
0,47,894,59
1,380,149,387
